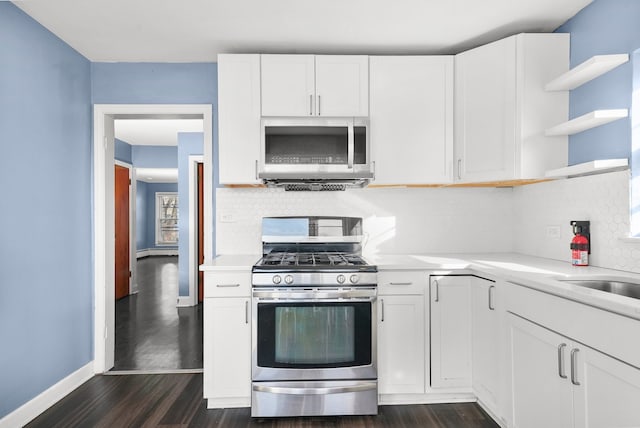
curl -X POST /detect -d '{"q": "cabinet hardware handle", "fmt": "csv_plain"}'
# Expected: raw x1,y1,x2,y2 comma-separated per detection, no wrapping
457,159,462,180
571,348,581,386
381,299,384,322
434,280,440,302
318,94,321,116
216,283,240,287
245,300,249,324
347,120,354,169
557,343,567,379
390,282,413,286
488,285,495,310
310,94,313,115
372,161,376,180
255,160,258,180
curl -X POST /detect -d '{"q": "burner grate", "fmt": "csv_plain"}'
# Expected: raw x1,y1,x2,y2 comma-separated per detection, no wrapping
260,252,367,267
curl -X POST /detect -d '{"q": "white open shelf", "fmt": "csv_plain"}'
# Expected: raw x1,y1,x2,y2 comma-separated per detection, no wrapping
545,158,628,178
545,54,629,91
545,109,628,136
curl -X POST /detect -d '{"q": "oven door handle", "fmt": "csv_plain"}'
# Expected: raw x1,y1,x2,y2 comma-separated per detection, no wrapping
252,290,377,300
253,382,377,395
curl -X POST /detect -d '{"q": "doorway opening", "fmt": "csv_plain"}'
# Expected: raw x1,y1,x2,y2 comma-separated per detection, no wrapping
93,105,213,374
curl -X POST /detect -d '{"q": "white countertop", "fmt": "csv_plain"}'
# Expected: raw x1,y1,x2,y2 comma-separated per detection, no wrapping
201,252,640,320
200,254,261,271
368,252,640,320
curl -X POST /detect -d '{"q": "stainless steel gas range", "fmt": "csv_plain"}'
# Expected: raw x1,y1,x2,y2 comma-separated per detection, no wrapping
251,216,378,418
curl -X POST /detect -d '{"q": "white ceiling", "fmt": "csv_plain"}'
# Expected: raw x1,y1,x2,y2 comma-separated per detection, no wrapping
135,167,178,183
114,119,204,146
115,119,203,183
15,0,592,62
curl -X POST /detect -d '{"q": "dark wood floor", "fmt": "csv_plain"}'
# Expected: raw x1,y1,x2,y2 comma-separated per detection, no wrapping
27,374,499,428
114,256,203,371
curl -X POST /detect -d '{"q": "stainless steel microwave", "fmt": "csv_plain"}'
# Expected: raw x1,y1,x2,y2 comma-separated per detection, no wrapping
258,117,373,189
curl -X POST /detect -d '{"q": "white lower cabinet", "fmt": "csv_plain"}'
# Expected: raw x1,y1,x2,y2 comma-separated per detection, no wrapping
471,277,502,418
509,313,640,428
377,271,426,396
430,275,472,388
203,271,252,408
378,294,425,394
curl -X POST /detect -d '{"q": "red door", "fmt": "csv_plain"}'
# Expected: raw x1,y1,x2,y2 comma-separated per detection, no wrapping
115,165,130,300
197,162,204,302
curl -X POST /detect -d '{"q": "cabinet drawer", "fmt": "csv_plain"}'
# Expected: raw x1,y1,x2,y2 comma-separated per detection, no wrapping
378,271,427,295
204,271,251,297
505,282,640,369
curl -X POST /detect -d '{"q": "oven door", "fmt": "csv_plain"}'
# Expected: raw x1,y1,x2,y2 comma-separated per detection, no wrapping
252,288,377,381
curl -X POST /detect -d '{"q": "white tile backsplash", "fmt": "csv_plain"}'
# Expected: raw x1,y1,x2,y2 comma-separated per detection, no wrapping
216,186,514,256
513,170,640,273
216,171,640,273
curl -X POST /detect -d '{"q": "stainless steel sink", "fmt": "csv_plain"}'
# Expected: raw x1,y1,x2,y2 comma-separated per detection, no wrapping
556,276,640,300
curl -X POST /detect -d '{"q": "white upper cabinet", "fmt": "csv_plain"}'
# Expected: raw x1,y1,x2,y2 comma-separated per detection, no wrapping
260,55,315,116
370,56,453,185
218,54,261,184
454,33,569,183
261,55,368,117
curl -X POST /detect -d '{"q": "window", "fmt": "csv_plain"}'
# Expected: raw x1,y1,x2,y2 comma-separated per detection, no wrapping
156,192,178,245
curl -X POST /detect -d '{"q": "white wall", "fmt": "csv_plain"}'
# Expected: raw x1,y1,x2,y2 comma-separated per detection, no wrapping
216,186,514,256
217,171,639,273
513,170,640,273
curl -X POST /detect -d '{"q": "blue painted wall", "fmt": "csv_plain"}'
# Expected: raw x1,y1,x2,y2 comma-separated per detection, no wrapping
177,133,204,296
132,145,178,168
0,3,92,419
91,62,219,255
136,182,179,251
115,139,133,164
136,180,149,251
557,0,640,165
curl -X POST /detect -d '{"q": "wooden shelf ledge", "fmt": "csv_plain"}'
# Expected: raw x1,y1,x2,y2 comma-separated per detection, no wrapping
545,54,629,91
545,159,628,178
545,109,628,136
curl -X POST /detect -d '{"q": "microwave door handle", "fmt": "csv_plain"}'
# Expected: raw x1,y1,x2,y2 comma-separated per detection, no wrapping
347,121,354,169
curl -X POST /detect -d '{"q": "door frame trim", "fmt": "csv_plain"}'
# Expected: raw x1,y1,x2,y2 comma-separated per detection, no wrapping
93,104,213,373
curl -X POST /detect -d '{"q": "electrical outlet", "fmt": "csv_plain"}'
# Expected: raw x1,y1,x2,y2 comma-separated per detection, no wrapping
220,212,236,223
546,225,561,239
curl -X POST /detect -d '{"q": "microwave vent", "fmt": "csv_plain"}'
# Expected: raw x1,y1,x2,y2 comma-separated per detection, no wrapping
284,183,346,192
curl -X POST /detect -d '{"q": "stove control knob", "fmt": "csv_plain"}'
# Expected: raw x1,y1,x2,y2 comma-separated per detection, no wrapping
272,275,282,285
284,275,294,285
337,274,346,284
350,274,359,284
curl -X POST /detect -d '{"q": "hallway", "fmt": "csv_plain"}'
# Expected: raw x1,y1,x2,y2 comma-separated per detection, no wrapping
113,256,203,371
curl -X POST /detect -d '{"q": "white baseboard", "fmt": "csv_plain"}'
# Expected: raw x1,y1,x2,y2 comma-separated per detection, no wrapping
177,296,197,307
136,248,178,258
0,362,93,428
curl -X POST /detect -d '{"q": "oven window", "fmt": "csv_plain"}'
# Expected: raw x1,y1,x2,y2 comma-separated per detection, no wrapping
257,302,371,368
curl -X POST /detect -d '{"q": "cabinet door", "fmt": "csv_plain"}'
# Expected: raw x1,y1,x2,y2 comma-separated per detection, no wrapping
218,54,261,184
261,55,315,116
430,275,471,388
573,345,640,428
454,36,516,182
203,297,251,401
315,55,369,116
471,278,500,413
508,314,573,428
370,56,453,184
378,294,425,394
